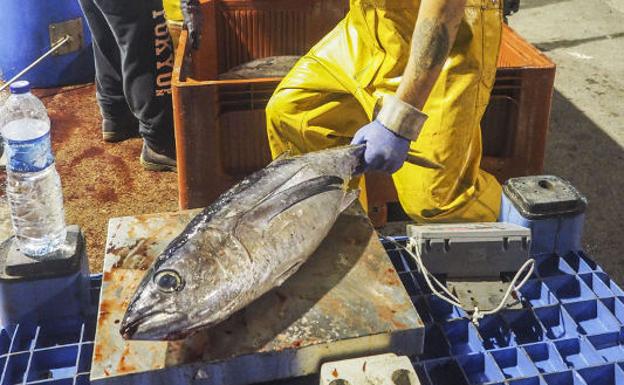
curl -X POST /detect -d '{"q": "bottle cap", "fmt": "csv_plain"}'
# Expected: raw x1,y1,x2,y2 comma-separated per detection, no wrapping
9,80,31,95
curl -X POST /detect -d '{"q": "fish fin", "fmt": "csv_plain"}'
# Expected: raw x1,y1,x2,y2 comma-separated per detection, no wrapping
273,151,292,162
340,189,360,212
275,261,304,287
247,175,344,225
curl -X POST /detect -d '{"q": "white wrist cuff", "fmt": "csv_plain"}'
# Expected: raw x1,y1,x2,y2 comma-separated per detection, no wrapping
376,95,428,141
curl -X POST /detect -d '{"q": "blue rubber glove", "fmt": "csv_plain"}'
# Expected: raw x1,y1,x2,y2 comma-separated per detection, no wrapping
351,120,411,174
181,0,202,49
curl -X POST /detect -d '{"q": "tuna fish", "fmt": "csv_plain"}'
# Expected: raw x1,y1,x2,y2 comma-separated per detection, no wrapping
120,145,364,340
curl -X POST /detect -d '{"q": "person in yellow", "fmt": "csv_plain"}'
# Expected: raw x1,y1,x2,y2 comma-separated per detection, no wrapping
163,0,183,22
163,0,200,50
163,0,183,49
266,0,503,223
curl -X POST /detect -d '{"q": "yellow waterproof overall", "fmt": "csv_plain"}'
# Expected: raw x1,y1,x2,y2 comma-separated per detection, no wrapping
266,0,503,222
163,0,183,22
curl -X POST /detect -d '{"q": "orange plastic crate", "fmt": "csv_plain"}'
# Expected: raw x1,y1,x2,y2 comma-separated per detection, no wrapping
173,4,555,226
172,0,348,209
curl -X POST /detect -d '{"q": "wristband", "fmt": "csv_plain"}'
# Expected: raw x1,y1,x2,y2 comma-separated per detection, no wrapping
376,94,428,141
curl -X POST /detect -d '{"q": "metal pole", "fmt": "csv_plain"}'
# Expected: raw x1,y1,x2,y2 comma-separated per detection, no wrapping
0,35,72,93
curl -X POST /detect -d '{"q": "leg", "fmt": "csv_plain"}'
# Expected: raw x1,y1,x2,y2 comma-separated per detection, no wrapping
78,0,136,140
92,0,175,156
267,8,393,157
392,2,504,222
266,57,369,158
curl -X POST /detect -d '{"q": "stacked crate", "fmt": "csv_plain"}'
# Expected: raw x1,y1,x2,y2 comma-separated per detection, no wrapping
0,276,101,385
172,0,348,209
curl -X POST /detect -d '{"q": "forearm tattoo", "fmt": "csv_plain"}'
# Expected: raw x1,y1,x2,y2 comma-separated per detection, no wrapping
411,19,451,71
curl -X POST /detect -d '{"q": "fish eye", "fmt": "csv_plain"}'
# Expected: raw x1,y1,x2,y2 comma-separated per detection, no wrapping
154,270,184,293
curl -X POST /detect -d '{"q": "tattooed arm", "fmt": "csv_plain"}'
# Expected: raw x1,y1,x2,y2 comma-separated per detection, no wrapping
395,0,466,110
349,0,465,172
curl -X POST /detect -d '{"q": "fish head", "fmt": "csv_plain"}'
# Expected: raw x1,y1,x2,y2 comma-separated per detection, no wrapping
120,227,248,340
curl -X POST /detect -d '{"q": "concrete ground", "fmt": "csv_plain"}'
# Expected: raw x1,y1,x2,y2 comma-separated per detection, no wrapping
0,85,178,272
509,0,624,283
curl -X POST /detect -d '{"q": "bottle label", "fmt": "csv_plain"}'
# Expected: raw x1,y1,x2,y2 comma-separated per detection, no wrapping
5,132,55,173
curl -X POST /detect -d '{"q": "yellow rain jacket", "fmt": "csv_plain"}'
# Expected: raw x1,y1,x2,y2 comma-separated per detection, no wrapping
163,0,183,22
266,0,504,223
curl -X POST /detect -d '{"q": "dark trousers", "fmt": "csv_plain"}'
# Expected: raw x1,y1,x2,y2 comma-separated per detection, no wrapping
78,0,175,153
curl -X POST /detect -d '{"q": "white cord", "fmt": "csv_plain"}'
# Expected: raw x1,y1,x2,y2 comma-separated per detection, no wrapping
384,236,462,307
472,258,535,324
384,236,535,326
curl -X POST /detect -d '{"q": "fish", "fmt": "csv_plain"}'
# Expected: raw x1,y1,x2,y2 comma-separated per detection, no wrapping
119,144,365,340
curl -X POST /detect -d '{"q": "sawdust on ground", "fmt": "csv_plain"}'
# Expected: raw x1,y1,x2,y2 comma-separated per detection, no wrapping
3,84,179,273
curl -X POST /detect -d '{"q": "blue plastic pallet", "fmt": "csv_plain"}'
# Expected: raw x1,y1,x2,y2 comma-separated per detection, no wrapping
0,275,100,385
384,238,624,385
5,242,624,385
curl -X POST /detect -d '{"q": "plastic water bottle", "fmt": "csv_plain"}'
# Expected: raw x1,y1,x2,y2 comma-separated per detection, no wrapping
0,81,66,257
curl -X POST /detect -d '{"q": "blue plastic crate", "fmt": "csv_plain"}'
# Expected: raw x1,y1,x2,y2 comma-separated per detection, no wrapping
507,376,547,385
422,358,470,385
411,363,432,385
554,338,605,369
0,275,100,385
563,252,603,275
606,280,624,297
490,347,540,380
594,273,624,297
587,331,624,362
522,342,567,374
534,255,576,278
389,249,408,273
564,300,621,335
602,297,624,324
10,236,624,385
422,324,452,360
502,311,546,345
380,239,624,385
426,295,468,323
412,296,434,326
443,320,484,355
478,315,515,350
580,273,616,298
544,275,596,304
0,330,10,356
399,272,423,296
383,237,415,272
577,363,624,385
534,305,579,340
0,323,94,385
542,370,588,385
455,352,505,385
518,279,559,308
